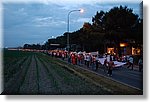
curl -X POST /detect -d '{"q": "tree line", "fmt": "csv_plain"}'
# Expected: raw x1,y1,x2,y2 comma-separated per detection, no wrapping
23,6,143,54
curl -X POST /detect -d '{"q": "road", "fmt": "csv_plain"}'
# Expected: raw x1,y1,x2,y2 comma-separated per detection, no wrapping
92,65,142,90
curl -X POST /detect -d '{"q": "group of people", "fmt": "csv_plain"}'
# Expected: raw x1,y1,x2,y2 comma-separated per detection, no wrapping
68,52,119,76
48,50,117,76
48,50,143,77
48,50,67,59
67,52,99,71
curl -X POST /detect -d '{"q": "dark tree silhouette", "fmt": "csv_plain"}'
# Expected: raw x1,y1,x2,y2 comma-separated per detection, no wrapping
23,5,142,54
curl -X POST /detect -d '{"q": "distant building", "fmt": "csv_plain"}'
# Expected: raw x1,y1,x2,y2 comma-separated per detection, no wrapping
105,39,142,56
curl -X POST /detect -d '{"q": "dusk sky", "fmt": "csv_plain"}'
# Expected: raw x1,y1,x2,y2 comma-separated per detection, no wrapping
1,0,142,48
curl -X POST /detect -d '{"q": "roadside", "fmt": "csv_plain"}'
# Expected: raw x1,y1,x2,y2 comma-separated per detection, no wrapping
42,54,142,95
56,56,143,90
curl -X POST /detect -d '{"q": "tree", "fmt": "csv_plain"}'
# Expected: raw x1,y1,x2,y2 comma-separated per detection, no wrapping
23,43,42,50
92,11,105,28
105,6,138,33
90,6,141,55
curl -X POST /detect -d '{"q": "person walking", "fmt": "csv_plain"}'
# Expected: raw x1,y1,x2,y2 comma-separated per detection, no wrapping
138,57,143,72
103,59,108,73
91,55,96,70
84,54,87,65
127,56,134,70
77,54,81,65
68,52,71,63
95,55,99,71
107,58,114,76
86,54,90,68
62,52,65,60
71,54,76,65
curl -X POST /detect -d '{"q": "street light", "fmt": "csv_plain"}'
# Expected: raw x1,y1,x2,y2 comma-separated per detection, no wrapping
67,9,84,52
80,9,84,13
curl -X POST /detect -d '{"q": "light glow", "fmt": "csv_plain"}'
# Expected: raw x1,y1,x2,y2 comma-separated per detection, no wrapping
120,43,127,47
107,48,114,54
80,9,84,13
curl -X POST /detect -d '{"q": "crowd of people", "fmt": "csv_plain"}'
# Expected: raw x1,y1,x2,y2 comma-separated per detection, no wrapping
48,50,100,69
47,50,143,77
48,50,117,76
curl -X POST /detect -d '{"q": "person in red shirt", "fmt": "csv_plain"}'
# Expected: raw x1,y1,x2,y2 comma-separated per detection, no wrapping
71,54,76,65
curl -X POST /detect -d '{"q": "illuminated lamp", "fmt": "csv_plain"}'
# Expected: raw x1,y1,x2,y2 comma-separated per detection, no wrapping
120,43,127,47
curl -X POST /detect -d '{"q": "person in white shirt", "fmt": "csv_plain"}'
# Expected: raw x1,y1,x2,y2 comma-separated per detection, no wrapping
84,54,87,65
127,56,134,70
86,54,90,68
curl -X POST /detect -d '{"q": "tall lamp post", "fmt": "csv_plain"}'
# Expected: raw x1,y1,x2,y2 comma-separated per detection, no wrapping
67,9,84,52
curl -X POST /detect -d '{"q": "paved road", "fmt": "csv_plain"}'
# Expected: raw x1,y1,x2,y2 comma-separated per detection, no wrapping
62,58,143,90
94,65,143,90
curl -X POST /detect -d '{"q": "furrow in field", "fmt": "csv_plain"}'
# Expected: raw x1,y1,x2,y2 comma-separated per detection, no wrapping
35,55,61,94
4,56,28,83
3,56,31,94
19,55,39,94
4,57,27,70
38,56,75,94
38,55,109,95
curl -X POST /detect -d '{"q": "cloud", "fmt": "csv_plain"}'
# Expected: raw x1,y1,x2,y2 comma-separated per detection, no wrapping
72,17,91,23
33,16,52,22
16,7,28,16
32,16,67,27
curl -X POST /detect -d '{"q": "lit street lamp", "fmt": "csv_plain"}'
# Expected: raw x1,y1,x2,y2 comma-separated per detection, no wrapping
67,9,84,52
